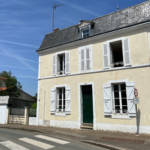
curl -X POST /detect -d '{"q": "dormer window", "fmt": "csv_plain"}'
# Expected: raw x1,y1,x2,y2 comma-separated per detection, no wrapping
78,20,94,39
82,28,90,38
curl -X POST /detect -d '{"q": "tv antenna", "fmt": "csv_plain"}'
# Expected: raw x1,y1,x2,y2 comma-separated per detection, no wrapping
53,3,64,31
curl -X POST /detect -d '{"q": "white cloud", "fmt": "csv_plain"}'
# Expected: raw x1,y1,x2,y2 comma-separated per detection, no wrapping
0,39,38,48
0,47,37,72
56,0,99,16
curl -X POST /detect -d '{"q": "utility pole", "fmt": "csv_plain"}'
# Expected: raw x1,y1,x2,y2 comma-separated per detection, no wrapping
53,3,64,32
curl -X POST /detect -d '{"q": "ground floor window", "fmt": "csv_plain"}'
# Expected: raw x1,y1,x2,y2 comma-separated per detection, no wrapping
56,87,65,112
112,83,128,114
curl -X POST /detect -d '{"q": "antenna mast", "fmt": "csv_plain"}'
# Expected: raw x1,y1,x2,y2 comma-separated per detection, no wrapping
53,3,64,32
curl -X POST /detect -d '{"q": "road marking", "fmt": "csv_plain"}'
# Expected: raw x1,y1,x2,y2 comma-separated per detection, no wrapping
35,135,70,145
55,131,86,138
0,141,29,150
19,138,54,149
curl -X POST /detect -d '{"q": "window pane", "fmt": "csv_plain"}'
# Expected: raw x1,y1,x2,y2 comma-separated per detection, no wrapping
59,100,62,109
122,106,128,113
59,94,62,100
114,85,118,91
122,98,127,105
121,91,126,98
115,106,120,113
114,92,119,98
121,84,126,90
63,100,65,110
115,99,120,105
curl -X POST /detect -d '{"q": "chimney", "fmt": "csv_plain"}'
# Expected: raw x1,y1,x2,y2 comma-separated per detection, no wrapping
54,28,59,31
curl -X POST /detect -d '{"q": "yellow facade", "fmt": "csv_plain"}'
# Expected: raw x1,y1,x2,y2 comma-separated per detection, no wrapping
38,27,150,133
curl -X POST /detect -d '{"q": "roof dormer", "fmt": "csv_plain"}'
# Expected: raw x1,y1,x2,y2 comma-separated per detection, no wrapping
78,20,94,39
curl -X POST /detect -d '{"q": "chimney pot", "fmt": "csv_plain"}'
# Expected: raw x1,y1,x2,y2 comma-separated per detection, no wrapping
54,28,59,31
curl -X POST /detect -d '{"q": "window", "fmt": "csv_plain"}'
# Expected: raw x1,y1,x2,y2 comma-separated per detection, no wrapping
110,41,124,68
56,87,65,112
103,81,136,118
82,28,89,38
52,52,70,76
51,86,71,115
102,38,131,69
57,54,65,75
112,83,128,114
78,45,93,72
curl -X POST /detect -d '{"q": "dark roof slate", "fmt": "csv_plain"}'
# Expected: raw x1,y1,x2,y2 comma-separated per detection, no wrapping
37,1,150,52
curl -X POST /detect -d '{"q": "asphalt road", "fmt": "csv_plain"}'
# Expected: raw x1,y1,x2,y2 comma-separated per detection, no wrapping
0,128,107,150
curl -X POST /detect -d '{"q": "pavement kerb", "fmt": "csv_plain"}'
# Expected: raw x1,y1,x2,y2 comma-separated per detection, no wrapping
0,126,126,150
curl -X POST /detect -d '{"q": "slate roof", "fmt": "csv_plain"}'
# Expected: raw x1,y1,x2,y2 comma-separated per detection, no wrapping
37,1,150,52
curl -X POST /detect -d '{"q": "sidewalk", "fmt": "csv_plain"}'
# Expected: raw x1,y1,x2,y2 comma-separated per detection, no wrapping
0,124,150,150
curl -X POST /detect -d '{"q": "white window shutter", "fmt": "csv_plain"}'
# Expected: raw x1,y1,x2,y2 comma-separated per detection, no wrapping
52,55,57,76
126,82,136,117
86,47,90,70
123,38,131,66
103,84,112,116
65,87,71,114
51,88,56,114
102,43,110,69
65,52,70,74
81,49,85,71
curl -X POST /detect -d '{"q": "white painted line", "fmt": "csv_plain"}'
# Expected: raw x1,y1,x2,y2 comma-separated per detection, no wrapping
35,135,70,145
0,141,30,150
19,138,54,149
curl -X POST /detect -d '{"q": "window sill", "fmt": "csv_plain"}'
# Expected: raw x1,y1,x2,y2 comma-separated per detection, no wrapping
111,114,131,119
54,112,67,117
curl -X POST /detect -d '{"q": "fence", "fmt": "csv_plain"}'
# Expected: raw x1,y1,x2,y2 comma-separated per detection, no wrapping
9,108,25,116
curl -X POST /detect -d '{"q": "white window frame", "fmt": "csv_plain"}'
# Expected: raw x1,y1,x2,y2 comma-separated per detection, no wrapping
54,84,67,116
52,51,70,76
112,83,128,114
107,37,125,68
78,44,93,73
57,53,65,75
80,25,91,39
56,87,66,113
108,79,131,119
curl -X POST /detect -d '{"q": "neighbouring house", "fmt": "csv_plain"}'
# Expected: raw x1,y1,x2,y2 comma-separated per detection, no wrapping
0,77,36,124
36,1,150,134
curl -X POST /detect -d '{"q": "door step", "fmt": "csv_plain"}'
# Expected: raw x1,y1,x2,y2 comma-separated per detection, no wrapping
81,124,93,130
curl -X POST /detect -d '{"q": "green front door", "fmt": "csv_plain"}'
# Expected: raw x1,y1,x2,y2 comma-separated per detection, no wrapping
82,85,93,124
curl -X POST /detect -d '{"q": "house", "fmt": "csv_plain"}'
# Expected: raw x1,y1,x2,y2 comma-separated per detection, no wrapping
36,1,150,134
0,77,36,124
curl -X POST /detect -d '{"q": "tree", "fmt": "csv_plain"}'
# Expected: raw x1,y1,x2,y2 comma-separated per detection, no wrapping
0,71,22,97
34,93,37,99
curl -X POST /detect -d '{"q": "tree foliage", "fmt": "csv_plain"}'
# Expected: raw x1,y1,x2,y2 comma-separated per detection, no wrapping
0,71,22,97
31,103,37,108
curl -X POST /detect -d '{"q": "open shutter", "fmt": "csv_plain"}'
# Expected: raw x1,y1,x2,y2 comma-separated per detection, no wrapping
103,84,112,116
123,38,131,66
65,87,71,115
102,43,110,69
126,82,136,117
52,55,57,76
65,52,70,74
86,47,90,70
51,88,56,114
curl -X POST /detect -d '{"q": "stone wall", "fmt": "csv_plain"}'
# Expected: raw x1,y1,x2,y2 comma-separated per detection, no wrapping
9,115,25,124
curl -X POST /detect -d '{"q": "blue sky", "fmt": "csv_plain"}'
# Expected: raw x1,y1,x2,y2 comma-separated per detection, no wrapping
0,0,146,96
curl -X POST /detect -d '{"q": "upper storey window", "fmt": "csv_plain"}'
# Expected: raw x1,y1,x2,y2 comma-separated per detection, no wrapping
82,28,90,38
102,37,131,69
78,20,94,39
52,51,70,76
